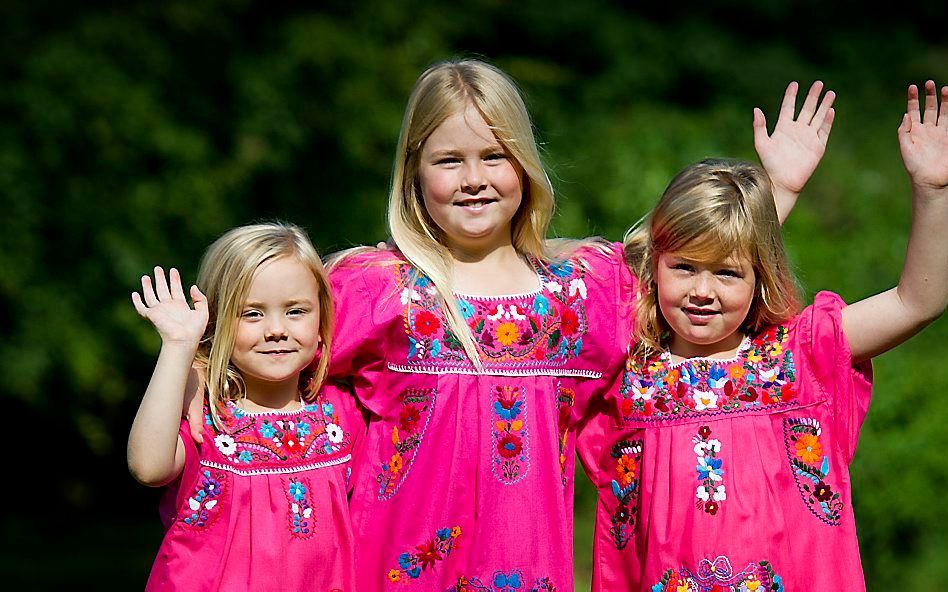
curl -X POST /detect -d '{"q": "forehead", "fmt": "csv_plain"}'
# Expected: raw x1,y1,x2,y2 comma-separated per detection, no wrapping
662,249,752,269
245,257,320,300
422,102,499,152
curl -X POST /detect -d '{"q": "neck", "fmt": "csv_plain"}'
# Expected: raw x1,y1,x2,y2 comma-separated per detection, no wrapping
241,376,302,412
668,332,746,362
449,243,539,296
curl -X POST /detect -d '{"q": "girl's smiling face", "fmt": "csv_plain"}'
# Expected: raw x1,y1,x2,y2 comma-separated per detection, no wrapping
418,101,524,255
656,251,756,359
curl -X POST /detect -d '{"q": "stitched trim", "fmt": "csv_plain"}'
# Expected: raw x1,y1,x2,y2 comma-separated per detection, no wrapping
200,454,350,476
387,362,601,378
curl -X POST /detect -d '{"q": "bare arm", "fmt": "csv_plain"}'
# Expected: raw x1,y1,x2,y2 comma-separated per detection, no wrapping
754,80,836,224
843,81,948,363
127,267,209,486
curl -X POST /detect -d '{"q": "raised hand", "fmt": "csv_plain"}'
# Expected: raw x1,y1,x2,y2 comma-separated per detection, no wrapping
754,81,836,222
132,266,208,347
898,80,948,190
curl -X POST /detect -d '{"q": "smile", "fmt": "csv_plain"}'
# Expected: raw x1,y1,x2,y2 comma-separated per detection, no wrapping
453,198,498,209
258,349,297,355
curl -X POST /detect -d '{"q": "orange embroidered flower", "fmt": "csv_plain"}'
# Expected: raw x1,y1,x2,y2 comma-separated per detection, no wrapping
617,454,637,485
389,452,403,473
495,322,520,346
388,569,401,582
795,433,823,464
450,526,462,538
666,368,679,385
728,365,746,380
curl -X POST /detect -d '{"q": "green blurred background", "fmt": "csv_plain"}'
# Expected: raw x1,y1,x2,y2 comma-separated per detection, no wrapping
3,0,946,588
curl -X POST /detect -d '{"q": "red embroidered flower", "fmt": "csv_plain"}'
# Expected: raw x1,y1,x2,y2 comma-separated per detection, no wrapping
399,405,421,433
698,425,712,439
560,308,579,335
415,540,442,570
414,311,440,336
813,481,835,502
705,501,719,515
497,433,523,458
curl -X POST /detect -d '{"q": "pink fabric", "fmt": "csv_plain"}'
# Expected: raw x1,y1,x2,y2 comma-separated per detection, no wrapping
328,244,633,592
577,291,873,591
145,388,362,591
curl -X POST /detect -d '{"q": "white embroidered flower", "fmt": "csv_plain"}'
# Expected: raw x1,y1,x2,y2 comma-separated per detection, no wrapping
693,442,707,456
509,305,526,321
188,497,201,511
400,288,421,305
487,305,505,321
758,366,778,383
544,281,562,293
712,485,727,502
693,390,718,412
568,278,587,299
326,423,344,443
706,439,722,453
631,379,654,401
214,434,236,456
696,486,710,501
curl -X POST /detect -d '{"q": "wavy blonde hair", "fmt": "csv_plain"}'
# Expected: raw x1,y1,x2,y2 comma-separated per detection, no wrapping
386,58,557,365
624,159,802,358
195,222,334,429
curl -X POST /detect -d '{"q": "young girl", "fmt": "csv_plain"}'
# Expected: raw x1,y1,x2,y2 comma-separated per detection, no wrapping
128,222,359,591
577,81,948,591
322,59,835,591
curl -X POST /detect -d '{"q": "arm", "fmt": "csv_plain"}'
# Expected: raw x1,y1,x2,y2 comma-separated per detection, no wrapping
843,81,948,363
127,267,209,487
754,80,836,223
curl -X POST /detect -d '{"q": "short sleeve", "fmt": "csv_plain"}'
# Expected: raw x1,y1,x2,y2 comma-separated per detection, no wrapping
326,254,394,414
157,419,202,530
796,291,873,463
318,381,367,494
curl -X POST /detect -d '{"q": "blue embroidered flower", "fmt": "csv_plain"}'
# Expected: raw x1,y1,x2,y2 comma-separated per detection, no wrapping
493,400,523,420
431,338,442,358
259,422,277,438
773,575,784,592
457,298,475,319
532,294,550,315
408,337,418,359
573,338,583,356
397,553,412,569
407,566,421,579
651,585,664,592
288,481,307,502
436,528,451,540
238,450,253,463
414,275,431,288
493,571,522,588
204,413,214,425
296,420,311,437
322,402,334,417
707,364,727,389
559,339,570,357
696,456,724,482
680,363,702,387
548,261,574,277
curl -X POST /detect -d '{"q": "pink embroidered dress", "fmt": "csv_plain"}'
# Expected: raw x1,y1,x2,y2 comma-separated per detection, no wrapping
577,292,873,591
327,245,632,592
145,387,360,591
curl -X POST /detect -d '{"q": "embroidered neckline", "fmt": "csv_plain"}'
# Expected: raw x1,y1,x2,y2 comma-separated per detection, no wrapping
662,334,752,369
227,398,308,417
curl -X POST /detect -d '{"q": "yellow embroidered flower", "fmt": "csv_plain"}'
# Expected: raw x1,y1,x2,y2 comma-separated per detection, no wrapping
769,343,783,357
795,433,823,465
666,368,679,386
388,569,401,582
745,577,761,591
451,526,462,538
747,349,762,363
648,360,665,373
676,583,689,592
617,454,636,485
728,365,746,380
389,452,403,473
496,322,520,346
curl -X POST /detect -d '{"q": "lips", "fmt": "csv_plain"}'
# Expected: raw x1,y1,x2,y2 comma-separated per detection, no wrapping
453,197,498,209
682,307,719,325
258,349,297,355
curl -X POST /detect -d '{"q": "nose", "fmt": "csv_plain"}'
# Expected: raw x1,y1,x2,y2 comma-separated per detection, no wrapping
264,316,288,341
461,161,487,194
690,272,714,302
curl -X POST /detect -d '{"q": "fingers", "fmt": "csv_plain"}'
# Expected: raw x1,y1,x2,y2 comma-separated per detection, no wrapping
140,273,159,307
798,80,824,124
153,266,171,301
778,81,799,124
190,284,209,313
907,84,921,124
940,86,948,128
168,268,187,301
818,107,835,140
131,291,148,317
922,80,937,124
811,89,836,130
752,107,769,146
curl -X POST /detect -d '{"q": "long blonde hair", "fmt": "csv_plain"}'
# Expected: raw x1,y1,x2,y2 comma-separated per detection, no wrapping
624,159,802,358
387,58,556,365
195,222,334,429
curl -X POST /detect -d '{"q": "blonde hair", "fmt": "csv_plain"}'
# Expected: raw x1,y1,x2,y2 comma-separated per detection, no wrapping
387,58,556,365
624,159,802,358
195,222,334,429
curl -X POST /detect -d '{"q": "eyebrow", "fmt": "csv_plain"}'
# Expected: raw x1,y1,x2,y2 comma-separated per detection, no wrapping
242,299,314,308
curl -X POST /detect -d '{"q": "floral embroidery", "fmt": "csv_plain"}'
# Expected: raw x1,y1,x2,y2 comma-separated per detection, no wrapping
620,327,797,424
609,438,643,549
693,426,725,516
651,556,783,592
395,259,589,369
555,383,575,485
285,477,314,538
491,385,530,484
378,388,437,500
179,469,226,530
207,394,352,474
784,417,843,525
449,572,557,591
386,526,461,584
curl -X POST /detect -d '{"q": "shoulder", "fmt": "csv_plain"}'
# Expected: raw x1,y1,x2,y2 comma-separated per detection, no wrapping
328,248,406,289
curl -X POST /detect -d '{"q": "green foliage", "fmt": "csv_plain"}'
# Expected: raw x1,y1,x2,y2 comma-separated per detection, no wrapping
2,1,946,587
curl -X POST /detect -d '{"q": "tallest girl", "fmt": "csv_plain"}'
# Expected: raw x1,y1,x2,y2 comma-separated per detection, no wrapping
326,58,833,591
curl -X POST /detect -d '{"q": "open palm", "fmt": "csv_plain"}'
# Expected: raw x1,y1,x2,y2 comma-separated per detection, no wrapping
899,81,948,190
132,266,209,346
754,81,836,195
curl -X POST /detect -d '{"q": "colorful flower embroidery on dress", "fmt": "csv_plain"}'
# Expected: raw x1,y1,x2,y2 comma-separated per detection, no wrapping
179,469,227,530
386,526,461,584
394,260,589,369
651,556,783,592
449,572,557,592
377,388,437,500
555,382,575,485
620,327,797,424
285,477,314,538
784,417,843,525
609,438,643,549
205,396,352,475
491,385,530,484
693,426,726,516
